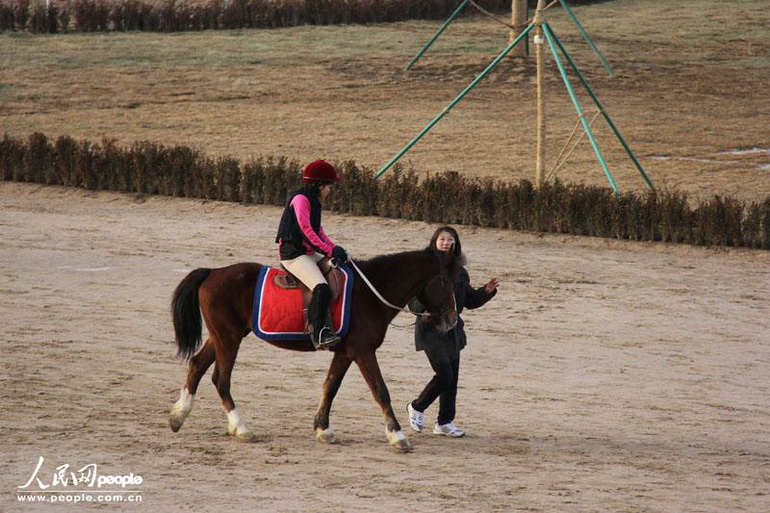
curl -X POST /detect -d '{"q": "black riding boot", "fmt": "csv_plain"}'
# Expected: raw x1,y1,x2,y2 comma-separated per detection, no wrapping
309,284,341,350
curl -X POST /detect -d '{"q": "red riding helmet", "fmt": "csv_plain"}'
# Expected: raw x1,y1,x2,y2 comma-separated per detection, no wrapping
302,160,341,184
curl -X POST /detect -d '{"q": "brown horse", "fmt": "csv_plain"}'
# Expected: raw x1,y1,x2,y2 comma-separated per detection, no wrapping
168,249,459,452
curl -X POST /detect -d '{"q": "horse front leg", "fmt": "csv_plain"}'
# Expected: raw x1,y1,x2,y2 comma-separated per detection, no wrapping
314,351,353,444
170,338,216,433
355,352,412,453
212,336,259,443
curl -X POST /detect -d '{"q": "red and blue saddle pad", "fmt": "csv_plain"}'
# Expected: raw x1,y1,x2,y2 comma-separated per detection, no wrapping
252,265,354,342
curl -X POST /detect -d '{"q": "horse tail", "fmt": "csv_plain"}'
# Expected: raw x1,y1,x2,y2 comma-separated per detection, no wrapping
172,268,212,361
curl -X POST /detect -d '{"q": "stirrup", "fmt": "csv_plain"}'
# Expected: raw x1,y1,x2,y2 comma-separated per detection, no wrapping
312,326,341,350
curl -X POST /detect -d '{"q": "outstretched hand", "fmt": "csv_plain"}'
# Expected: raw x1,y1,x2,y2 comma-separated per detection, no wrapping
484,277,500,294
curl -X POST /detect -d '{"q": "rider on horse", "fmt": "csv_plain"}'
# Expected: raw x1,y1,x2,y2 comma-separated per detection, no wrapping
275,160,349,349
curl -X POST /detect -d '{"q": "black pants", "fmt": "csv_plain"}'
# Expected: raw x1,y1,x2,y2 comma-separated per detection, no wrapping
413,342,461,426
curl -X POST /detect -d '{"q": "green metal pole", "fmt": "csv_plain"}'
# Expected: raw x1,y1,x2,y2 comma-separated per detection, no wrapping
405,0,470,70
548,26,654,190
542,22,619,194
557,0,614,76
377,23,534,178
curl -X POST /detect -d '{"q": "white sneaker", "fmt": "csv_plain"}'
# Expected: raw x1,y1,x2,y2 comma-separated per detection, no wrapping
406,402,424,432
433,422,465,438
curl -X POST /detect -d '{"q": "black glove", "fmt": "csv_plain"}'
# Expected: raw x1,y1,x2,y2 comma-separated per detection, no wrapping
331,245,348,263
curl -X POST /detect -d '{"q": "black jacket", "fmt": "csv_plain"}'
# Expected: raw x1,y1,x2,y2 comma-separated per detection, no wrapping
275,187,324,260
412,267,496,352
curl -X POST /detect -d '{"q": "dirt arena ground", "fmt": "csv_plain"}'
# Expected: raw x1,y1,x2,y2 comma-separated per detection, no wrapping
1,182,768,512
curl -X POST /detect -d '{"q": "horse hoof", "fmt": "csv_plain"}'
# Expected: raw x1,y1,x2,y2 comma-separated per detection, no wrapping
235,431,260,443
387,430,413,453
392,438,414,453
169,417,183,433
315,428,339,444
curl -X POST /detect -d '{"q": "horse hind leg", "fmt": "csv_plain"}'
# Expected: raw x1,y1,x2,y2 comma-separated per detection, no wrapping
170,338,216,432
314,351,353,444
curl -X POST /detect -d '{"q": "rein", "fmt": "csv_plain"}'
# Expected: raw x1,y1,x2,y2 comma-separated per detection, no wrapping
344,258,429,319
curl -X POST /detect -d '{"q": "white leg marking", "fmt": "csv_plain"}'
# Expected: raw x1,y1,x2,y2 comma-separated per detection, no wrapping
315,427,338,444
169,388,194,431
226,407,254,439
386,429,413,452
386,429,408,445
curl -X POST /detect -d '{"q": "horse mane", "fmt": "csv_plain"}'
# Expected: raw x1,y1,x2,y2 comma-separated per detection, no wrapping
446,250,463,279
354,248,462,280
355,249,428,273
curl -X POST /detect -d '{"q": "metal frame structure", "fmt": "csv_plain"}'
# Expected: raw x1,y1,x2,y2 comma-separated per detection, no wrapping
377,0,653,194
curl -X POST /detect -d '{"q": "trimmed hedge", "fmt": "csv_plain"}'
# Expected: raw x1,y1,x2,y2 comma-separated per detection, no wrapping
2,132,768,249
0,0,611,34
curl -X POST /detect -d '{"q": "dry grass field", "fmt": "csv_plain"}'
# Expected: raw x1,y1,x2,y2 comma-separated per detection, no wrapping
1,0,769,202
1,1,769,512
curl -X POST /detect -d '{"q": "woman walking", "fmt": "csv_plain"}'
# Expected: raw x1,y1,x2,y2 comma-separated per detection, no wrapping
407,226,499,437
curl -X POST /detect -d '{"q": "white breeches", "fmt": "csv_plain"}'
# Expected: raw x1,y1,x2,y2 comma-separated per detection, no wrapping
280,252,327,290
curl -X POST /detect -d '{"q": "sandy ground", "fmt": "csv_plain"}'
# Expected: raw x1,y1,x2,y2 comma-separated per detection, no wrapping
1,182,768,512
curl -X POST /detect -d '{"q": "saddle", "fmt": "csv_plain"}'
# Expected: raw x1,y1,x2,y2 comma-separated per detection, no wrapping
274,258,345,306
252,263,354,342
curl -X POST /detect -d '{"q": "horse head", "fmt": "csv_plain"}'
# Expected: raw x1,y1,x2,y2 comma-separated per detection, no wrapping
417,249,459,332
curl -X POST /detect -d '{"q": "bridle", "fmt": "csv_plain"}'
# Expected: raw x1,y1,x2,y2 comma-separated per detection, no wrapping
341,256,457,327
415,274,457,327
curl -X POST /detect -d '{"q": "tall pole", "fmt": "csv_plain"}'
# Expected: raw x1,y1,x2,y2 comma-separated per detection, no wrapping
534,0,546,187
509,0,529,57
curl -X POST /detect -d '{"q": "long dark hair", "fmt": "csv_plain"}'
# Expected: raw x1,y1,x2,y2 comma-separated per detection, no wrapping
303,183,322,197
300,181,335,199
427,225,467,267
288,182,330,205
